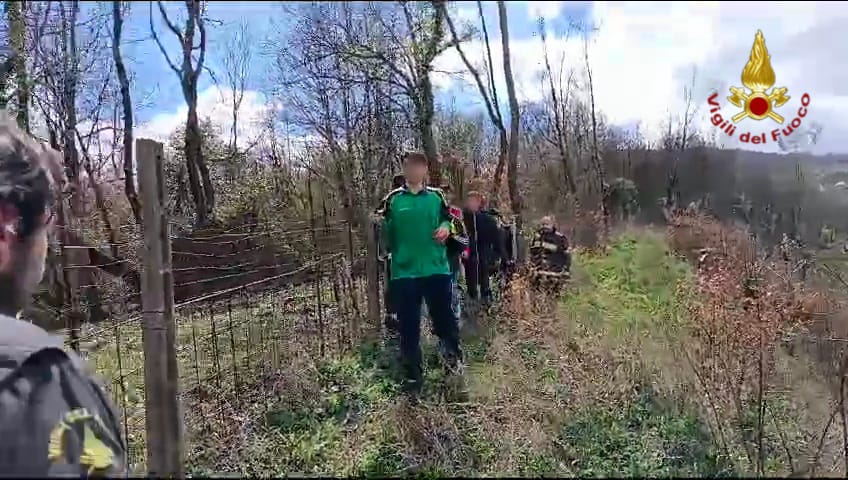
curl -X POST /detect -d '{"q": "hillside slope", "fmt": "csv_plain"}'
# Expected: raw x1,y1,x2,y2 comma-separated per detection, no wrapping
186,230,839,477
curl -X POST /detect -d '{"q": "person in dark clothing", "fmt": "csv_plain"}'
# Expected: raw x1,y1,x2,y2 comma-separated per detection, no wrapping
375,153,465,394
0,115,126,476
379,173,407,332
487,207,517,285
529,215,571,293
462,191,501,305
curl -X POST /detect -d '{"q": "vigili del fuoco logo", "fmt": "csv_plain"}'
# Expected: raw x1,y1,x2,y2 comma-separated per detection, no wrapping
707,30,811,145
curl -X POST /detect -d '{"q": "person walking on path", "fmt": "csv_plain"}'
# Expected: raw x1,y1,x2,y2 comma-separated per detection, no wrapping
0,115,126,476
462,191,501,308
375,152,465,394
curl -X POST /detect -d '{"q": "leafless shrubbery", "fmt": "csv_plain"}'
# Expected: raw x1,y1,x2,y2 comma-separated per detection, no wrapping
669,213,843,475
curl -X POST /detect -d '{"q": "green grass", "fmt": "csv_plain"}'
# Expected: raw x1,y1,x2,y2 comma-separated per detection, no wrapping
556,385,732,477
97,231,804,476
181,232,750,476
563,232,695,339
82,283,356,471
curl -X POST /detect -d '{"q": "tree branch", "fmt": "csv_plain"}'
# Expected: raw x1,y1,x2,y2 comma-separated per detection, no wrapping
149,1,181,75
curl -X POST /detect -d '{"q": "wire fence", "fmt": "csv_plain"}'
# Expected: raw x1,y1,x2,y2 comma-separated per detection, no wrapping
58,216,374,472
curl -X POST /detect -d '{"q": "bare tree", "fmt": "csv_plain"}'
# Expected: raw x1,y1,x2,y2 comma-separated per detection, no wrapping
583,32,610,233
538,20,577,194
150,0,215,226
274,2,441,225
659,66,699,215
320,1,456,186
497,0,522,225
27,0,115,349
112,1,141,224
442,1,509,202
221,20,252,153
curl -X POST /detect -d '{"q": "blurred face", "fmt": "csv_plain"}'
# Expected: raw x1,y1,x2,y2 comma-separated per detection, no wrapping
402,159,428,184
19,211,52,292
0,208,53,315
541,218,555,232
465,195,482,212
0,149,62,315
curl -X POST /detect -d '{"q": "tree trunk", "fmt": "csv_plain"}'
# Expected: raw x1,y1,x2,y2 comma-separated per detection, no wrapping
584,38,609,234
539,25,576,194
112,1,142,224
490,133,507,206
184,103,208,225
153,0,215,225
6,0,28,132
417,84,441,187
497,0,522,227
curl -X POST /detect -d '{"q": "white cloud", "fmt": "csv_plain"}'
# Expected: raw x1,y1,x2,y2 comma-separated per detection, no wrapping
436,1,848,154
527,1,565,22
136,86,273,146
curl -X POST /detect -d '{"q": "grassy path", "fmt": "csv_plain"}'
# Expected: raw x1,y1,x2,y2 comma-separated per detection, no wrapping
186,232,750,477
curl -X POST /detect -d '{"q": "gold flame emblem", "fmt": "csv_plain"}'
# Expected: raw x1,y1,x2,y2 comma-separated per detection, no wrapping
727,30,790,124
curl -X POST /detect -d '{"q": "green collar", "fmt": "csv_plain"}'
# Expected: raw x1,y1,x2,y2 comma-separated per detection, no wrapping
400,184,431,196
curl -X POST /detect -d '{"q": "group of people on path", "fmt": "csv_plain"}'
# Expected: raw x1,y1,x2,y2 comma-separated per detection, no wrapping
0,119,576,476
374,151,573,395
374,152,497,394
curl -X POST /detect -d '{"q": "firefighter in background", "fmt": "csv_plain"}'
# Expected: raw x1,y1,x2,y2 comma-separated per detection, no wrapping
529,215,571,293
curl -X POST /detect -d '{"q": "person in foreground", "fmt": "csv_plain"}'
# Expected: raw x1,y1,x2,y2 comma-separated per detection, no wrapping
0,116,126,476
376,152,464,395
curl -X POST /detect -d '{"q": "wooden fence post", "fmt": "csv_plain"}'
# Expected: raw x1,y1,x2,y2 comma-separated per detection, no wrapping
137,138,183,476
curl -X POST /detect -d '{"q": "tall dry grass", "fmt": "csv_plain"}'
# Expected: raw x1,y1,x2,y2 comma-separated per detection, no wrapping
668,212,843,476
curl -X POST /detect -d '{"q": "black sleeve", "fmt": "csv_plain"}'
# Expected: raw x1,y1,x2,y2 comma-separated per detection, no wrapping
483,215,503,258
559,233,570,251
22,348,127,477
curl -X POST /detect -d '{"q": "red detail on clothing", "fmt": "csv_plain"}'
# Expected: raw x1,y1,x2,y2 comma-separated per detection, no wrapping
449,205,462,220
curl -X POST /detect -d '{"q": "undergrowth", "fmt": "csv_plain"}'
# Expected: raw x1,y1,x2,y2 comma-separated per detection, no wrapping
187,229,825,477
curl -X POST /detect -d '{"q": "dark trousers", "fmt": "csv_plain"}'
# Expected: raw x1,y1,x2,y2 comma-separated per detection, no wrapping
464,254,491,301
383,258,396,314
392,274,461,385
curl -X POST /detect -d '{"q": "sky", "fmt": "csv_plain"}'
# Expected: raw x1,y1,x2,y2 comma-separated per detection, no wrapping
122,1,848,155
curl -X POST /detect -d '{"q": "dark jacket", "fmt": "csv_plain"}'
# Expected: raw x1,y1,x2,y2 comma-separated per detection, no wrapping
530,228,570,272
0,316,126,476
462,209,501,260
500,223,514,264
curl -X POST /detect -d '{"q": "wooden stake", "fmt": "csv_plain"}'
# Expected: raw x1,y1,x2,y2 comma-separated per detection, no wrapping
137,138,183,476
